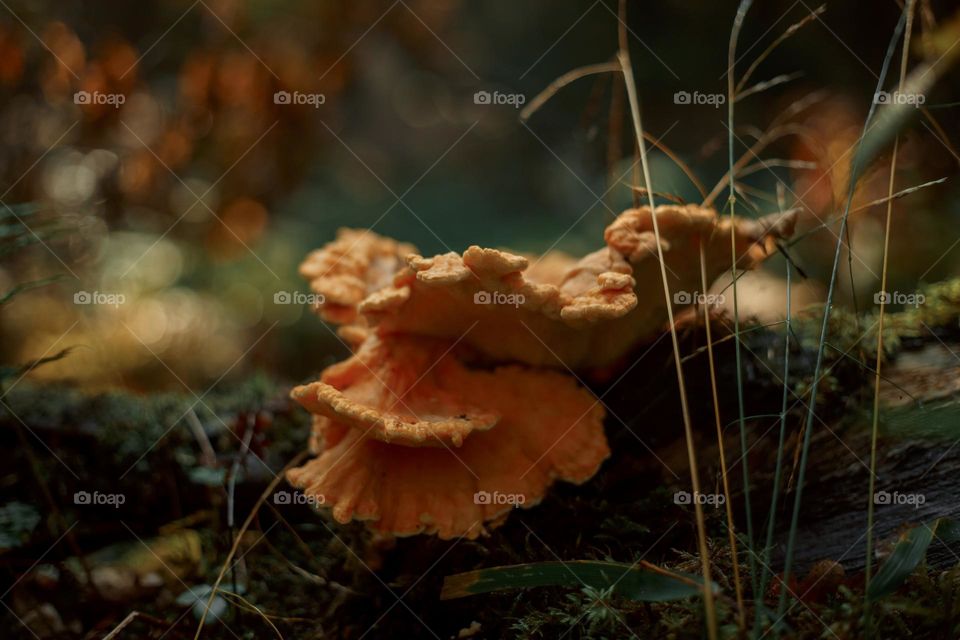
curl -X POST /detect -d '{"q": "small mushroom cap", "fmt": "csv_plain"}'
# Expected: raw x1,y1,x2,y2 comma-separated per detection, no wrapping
291,334,500,448
605,204,795,272
299,228,417,325
287,336,609,539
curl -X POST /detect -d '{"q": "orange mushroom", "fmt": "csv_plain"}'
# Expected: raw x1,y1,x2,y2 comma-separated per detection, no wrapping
301,205,795,369
298,228,417,326
287,334,609,539
288,204,794,538
291,333,500,448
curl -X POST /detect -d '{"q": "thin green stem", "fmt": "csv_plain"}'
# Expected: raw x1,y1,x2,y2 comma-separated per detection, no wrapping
727,0,759,614
776,9,907,625
755,261,791,634
865,2,915,635
700,243,746,631
617,2,716,637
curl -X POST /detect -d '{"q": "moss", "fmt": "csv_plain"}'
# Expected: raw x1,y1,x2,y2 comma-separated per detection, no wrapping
4,280,960,639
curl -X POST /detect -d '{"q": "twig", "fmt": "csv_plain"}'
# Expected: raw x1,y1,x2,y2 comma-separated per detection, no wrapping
194,451,308,638
736,71,804,102
219,590,284,639
679,321,786,364
726,4,760,625
226,414,255,623
699,243,746,630
776,6,908,623
734,4,826,94
101,611,172,640
185,409,217,468
703,123,820,207
616,2,718,638
519,60,621,122
642,133,709,199
866,2,916,634
627,186,685,205
757,247,792,626
786,177,948,246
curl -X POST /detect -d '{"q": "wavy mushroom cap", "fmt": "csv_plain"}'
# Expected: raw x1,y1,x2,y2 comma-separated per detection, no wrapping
287,205,794,539
291,334,500,447
299,228,417,325
297,205,794,369
287,335,609,539
605,204,796,274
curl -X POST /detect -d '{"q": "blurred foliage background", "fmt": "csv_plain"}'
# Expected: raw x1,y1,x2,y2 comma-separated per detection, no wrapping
1,0,958,391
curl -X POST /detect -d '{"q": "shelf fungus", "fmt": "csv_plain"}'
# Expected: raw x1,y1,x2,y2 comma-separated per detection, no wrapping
288,205,795,539
288,334,608,539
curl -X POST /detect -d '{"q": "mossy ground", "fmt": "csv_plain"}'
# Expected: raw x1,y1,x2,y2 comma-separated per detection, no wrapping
3,279,960,639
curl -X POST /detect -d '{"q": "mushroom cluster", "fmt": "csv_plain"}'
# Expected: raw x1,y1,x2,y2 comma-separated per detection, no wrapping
288,205,795,539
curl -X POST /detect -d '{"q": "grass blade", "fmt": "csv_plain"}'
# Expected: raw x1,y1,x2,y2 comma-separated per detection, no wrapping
617,0,718,636
726,0,759,616
866,3,916,632
867,518,960,600
700,243,746,630
776,8,908,621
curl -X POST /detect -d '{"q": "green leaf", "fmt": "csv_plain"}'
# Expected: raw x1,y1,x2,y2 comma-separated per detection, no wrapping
441,560,707,602
868,518,960,599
